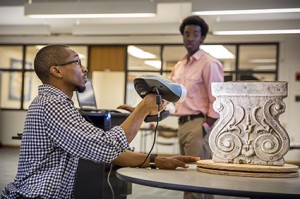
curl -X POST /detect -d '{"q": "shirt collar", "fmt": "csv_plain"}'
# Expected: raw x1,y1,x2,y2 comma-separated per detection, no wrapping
180,49,205,63
38,84,71,102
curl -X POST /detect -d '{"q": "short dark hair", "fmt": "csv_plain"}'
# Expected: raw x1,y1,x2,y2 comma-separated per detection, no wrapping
179,15,209,39
34,45,70,83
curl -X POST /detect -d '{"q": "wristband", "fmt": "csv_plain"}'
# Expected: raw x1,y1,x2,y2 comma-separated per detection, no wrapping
149,154,157,169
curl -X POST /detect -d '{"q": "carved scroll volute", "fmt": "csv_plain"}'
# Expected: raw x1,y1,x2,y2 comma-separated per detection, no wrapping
209,82,289,166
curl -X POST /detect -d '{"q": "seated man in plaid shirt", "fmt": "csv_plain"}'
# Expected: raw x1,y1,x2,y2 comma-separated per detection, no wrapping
2,45,199,199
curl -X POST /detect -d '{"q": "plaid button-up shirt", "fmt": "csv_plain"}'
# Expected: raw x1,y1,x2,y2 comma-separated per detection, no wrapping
2,84,128,199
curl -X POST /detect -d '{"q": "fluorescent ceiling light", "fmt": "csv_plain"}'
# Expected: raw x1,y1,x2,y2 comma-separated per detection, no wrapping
253,65,276,70
128,46,156,59
27,14,155,19
24,1,157,18
192,0,300,15
214,30,300,35
201,45,235,59
193,8,300,15
212,20,300,35
249,59,276,64
144,60,161,69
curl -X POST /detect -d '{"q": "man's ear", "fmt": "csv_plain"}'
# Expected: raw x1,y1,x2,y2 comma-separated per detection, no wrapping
200,35,206,44
50,66,62,78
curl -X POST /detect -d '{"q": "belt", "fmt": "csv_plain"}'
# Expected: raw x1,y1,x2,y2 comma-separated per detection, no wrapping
178,113,204,125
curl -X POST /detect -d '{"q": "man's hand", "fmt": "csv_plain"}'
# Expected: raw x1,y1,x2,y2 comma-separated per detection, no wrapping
140,94,166,116
112,151,200,170
119,94,165,142
155,156,200,170
118,94,166,115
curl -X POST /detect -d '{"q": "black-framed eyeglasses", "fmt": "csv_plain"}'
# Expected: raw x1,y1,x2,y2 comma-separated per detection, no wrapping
56,59,82,67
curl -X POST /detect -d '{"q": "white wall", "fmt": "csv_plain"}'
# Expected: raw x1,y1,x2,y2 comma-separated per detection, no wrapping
280,35,300,143
0,110,27,146
92,71,125,110
0,34,299,160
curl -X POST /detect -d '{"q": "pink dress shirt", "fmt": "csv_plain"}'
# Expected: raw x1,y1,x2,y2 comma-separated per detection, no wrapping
170,49,224,119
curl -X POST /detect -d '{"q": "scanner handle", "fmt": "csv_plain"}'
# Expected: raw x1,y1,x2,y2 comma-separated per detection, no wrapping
144,110,170,123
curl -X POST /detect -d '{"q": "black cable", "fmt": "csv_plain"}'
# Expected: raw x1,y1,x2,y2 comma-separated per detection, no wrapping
137,87,161,168
107,163,115,199
108,88,161,196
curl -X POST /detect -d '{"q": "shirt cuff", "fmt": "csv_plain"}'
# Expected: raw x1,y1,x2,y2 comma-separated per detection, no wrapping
111,126,129,153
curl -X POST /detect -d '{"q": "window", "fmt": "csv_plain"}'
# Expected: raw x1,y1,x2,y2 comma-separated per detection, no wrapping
238,44,277,81
125,43,279,105
128,45,161,71
0,46,24,109
0,43,279,110
0,45,88,110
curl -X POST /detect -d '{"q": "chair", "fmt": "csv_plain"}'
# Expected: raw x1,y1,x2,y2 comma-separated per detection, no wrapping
155,125,178,155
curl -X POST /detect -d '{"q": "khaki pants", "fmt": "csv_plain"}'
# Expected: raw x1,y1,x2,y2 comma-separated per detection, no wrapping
178,117,212,159
178,117,214,199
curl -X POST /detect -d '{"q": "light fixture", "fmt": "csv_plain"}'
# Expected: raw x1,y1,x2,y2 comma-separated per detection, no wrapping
24,1,157,18
212,20,300,35
144,60,161,69
192,0,300,15
128,46,156,59
213,29,300,35
253,65,276,71
201,45,235,59
249,59,276,64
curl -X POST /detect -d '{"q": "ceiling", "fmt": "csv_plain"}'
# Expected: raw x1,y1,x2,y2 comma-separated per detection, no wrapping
0,0,300,36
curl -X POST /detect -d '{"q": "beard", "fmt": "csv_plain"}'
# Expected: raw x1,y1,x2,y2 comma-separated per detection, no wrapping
76,84,86,93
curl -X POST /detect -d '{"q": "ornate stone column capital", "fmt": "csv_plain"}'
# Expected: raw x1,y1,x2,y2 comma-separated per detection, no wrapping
209,81,289,166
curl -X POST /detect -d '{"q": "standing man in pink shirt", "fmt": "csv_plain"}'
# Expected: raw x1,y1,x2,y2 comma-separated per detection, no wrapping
170,15,223,198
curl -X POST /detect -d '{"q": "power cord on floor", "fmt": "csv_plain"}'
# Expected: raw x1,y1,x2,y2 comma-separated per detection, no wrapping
107,163,115,199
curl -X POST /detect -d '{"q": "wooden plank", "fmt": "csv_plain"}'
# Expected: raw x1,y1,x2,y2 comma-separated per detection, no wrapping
196,166,299,178
196,159,299,173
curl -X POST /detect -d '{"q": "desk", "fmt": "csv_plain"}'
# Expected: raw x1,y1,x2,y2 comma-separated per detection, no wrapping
80,110,129,131
116,165,300,199
76,111,131,198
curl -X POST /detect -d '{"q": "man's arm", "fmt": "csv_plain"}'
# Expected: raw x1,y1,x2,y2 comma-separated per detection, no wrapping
117,104,135,112
112,150,200,170
120,94,165,143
